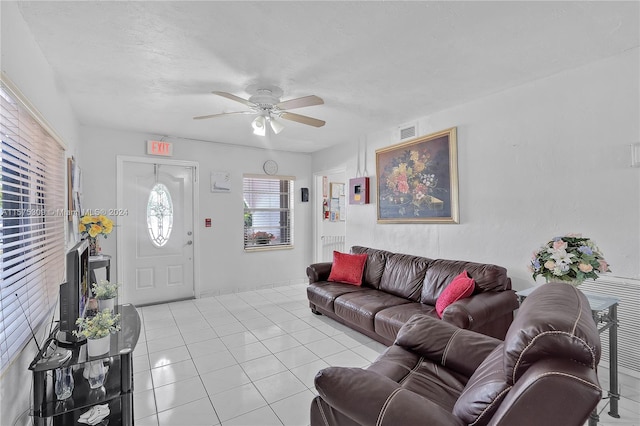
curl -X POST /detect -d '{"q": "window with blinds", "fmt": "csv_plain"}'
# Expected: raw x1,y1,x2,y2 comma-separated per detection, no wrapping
243,175,294,249
0,84,66,371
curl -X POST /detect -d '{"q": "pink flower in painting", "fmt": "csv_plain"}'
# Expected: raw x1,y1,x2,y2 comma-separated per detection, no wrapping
397,179,409,194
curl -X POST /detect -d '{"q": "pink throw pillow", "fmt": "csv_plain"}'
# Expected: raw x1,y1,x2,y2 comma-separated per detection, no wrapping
436,270,475,318
328,251,368,286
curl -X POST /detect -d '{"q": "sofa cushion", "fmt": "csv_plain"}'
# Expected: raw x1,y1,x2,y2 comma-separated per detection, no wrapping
421,259,510,305
351,246,393,289
435,270,475,318
374,303,437,343
327,251,367,285
307,282,368,312
503,284,601,386
379,253,432,301
334,289,412,332
367,345,468,413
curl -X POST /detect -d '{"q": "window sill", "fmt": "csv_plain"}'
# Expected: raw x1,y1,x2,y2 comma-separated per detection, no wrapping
244,244,293,252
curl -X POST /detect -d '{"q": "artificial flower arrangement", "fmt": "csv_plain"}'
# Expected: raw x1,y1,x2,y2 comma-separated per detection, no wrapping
92,280,119,300
530,234,610,284
74,309,121,340
78,214,113,239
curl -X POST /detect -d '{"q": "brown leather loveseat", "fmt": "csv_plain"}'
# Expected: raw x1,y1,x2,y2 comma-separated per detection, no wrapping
311,283,602,426
307,246,518,344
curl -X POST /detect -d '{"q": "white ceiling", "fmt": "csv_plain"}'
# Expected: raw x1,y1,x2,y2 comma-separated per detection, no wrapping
15,1,640,153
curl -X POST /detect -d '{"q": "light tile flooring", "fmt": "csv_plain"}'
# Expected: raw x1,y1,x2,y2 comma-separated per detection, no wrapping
131,283,639,426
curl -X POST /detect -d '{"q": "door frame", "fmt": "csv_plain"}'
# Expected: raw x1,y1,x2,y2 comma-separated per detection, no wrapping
116,155,200,303
313,167,346,263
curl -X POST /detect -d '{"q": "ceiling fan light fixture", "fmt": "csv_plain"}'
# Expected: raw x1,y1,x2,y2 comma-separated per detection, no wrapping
269,117,285,135
252,115,266,136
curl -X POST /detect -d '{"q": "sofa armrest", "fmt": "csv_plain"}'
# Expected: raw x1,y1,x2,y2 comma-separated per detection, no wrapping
306,262,333,283
442,289,518,329
315,367,464,426
394,314,501,377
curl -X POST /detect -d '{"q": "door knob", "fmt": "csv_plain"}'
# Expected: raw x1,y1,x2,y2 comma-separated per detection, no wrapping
187,231,192,236
187,240,193,245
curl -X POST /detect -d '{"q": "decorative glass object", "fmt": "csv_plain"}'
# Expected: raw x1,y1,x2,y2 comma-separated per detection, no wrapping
54,366,74,400
147,183,173,247
85,360,106,389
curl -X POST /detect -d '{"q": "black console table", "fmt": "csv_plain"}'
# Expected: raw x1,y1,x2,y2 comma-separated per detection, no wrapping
29,304,140,426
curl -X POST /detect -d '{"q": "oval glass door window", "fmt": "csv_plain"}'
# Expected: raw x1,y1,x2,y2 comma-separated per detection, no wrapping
147,183,173,247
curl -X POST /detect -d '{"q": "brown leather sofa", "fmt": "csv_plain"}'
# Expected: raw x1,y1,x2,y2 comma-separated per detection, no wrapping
307,246,518,344
311,283,602,426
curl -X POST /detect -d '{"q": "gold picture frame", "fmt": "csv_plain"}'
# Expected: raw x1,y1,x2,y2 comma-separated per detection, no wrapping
376,127,459,223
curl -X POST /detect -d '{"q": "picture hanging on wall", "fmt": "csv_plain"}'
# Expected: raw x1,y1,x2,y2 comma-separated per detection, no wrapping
210,171,231,193
376,127,459,224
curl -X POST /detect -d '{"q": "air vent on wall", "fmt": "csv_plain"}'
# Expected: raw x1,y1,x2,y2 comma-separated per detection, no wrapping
396,122,418,142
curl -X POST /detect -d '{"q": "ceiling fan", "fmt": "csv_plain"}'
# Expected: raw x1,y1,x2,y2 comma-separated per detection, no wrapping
194,85,325,136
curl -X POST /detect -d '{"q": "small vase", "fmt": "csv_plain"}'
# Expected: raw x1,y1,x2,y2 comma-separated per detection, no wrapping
87,335,110,357
98,297,115,313
54,366,74,400
85,360,106,389
88,237,101,256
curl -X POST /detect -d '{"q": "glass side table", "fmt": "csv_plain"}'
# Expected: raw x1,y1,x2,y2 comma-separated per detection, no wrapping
516,287,620,426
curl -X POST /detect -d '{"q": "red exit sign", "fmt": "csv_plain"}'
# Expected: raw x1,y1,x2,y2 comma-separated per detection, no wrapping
147,140,173,157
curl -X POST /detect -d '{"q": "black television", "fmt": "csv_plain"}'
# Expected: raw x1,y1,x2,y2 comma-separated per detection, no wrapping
57,239,91,346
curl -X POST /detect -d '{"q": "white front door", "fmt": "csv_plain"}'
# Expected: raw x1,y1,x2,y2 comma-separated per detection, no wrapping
118,159,196,306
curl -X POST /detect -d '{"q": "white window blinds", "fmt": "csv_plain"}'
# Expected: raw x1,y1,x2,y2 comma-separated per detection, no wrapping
0,84,65,371
243,175,294,249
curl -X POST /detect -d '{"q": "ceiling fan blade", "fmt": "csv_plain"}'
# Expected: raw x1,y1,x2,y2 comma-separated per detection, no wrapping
212,91,255,107
276,95,324,110
280,112,326,128
193,111,254,120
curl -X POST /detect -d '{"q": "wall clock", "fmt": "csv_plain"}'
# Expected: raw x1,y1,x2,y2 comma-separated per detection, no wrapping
263,160,278,175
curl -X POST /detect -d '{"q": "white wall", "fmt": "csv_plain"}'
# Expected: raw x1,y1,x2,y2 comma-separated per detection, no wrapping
0,2,79,150
1,3,82,425
79,125,313,296
313,48,640,290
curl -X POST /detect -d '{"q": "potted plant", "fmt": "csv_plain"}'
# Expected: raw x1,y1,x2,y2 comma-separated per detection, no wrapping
92,280,119,312
251,231,275,245
74,309,121,357
78,214,114,256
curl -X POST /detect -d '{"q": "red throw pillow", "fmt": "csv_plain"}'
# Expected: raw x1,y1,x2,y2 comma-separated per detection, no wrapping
327,251,368,286
436,270,475,318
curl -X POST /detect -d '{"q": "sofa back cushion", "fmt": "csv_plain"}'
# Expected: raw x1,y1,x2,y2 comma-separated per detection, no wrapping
378,253,432,301
421,259,510,305
351,246,393,289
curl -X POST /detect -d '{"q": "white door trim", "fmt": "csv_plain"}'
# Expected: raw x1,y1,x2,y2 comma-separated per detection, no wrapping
116,155,200,301
313,167,346,263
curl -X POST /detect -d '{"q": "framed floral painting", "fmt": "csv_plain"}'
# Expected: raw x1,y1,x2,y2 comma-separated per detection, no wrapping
376,127,459,223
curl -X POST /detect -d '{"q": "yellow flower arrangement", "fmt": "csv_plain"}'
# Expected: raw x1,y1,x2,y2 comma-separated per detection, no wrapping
79,214,114,239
